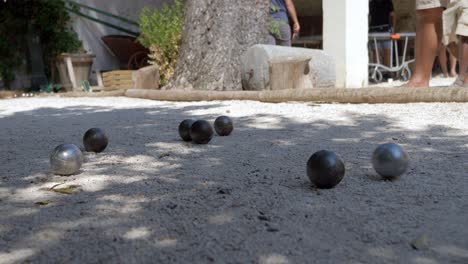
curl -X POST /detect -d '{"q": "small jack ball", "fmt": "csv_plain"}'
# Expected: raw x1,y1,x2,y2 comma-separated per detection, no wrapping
214,116,233,136
190,120,214,144
50,144,83,176
83,128,108,153
307,150,345,189
372,143,409,179
179,119,196,141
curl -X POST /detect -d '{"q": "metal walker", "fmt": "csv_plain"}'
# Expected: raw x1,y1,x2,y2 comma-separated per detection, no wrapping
368,32,416,83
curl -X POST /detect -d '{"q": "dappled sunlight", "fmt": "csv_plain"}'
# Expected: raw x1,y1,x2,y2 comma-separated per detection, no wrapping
146,140,222,150
196,180,220,188
433,245,468,258
31,229,65,243
368,247,396,260
7,207,40,217
0,98,467,262
411,257,439,264
331,138,363,144
6,185,55,202
245,116,284,130
76,175,150,192
123,155,159,164
0,187,11,199
123,227,152,240
95,195,149,214
0,249,36,264
146,142,200,152
259,253,290,264
268,139,296,147
154,238,178,248
208,211,235,225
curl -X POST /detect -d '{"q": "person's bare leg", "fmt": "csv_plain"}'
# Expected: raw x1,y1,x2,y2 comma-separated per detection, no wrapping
449,50,458,77
460,36,468,85
406,8,443,87
438,44,449,77
383,48,391,68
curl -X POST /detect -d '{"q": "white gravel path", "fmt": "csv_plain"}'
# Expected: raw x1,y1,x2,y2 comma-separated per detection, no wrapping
0,97,467,264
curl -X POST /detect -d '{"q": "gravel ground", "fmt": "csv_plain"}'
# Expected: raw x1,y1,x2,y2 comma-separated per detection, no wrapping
0,97,467,264
369,75,456,88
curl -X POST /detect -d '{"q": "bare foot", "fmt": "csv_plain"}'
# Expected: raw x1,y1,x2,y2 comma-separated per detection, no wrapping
449,76,464,87
401,80,430,88
449,72,457,78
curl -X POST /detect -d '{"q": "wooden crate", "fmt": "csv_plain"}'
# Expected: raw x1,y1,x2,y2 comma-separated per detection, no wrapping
102,70,135,90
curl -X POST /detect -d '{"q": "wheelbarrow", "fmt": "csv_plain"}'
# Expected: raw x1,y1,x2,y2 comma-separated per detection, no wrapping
102,35,150,70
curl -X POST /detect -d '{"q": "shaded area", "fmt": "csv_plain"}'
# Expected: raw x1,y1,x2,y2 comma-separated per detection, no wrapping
0,98,467,263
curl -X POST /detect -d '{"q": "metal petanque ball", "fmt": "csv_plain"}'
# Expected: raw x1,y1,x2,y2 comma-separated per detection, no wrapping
50,144,84,176
307,150,345,189
190,120,214,144
83,128,108,153
372,143,409,179
179,119,196,141
214,116,234,136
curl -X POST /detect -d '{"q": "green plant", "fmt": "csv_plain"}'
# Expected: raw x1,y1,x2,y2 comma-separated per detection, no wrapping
40,83,64,93
138,0,184,86
0,0,82,89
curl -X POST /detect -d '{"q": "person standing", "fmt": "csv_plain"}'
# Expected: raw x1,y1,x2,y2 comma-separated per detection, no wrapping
438,43,458,77
268,0,301,47
443,0,468,86
405,0,447,88
369,0,395,68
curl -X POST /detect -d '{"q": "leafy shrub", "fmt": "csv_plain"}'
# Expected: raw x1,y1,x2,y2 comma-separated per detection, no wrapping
138,0,184,86
0,0,81,89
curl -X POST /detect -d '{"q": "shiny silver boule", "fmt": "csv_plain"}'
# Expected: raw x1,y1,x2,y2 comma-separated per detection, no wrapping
372,143,409,179
50,144,84,176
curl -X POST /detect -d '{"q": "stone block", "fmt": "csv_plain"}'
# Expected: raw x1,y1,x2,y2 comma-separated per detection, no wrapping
241,44,335,91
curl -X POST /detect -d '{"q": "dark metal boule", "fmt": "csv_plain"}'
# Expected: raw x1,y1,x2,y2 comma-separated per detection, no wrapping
179,119,195,141
190,120,214,144
83,128,108,153
307,150,345,189
214,116,233,136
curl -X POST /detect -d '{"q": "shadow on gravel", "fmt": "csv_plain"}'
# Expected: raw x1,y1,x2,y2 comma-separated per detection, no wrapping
0,102,467,263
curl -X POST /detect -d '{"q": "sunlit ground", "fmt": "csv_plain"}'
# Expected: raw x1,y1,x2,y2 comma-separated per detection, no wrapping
0,97,467,263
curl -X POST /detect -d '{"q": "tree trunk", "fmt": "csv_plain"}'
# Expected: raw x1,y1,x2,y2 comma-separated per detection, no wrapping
165,0,270,91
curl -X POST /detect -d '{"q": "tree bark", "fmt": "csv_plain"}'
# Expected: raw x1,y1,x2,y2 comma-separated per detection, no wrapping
165,0,270,91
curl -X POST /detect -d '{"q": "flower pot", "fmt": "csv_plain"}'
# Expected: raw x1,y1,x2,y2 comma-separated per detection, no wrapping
56,53,95,92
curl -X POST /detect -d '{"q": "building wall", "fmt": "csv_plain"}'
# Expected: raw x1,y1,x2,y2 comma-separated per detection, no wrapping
72,0,175,78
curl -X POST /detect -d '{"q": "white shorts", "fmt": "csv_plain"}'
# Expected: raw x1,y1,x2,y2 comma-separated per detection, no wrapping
443,0,468,44
416,0,448,10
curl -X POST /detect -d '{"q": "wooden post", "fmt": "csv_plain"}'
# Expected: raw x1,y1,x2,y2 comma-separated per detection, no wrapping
65,56,78,91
